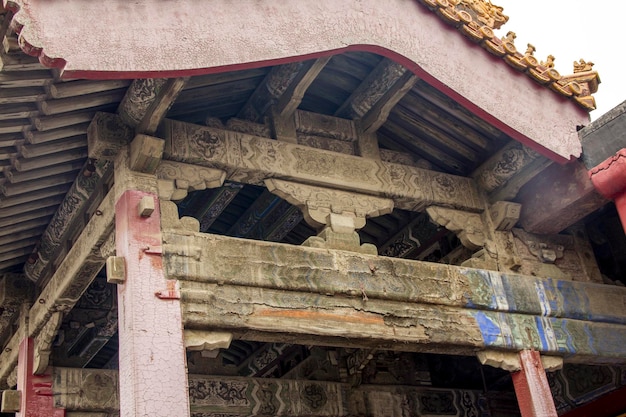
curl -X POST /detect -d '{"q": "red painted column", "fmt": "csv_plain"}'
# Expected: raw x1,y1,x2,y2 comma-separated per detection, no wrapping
512,350,558,417
15,338,65,417
115,189,190,417
589,149,626,233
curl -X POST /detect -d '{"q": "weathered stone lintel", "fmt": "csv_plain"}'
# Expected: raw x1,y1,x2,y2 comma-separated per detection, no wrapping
159,118,484,212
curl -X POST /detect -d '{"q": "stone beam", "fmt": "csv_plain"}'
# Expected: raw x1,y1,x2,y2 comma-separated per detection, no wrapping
165,230,626,364
516,160,608,234
46,367,490,416
158,119,484,212
0,189,114,389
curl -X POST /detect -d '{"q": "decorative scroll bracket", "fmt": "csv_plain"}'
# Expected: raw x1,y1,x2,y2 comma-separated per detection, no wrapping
265,178,393,233
156,161,226,202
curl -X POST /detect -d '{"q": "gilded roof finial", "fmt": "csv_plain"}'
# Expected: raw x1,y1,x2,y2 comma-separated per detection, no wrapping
524,44,536,57
501,31,516,44
573,59,594,73
541,55,555,69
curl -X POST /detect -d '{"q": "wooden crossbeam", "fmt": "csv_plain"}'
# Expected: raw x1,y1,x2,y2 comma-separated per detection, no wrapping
48,367,490,416
226,189,281,237
136,77,189,135
166,231,626,363
0,188,115,389
335,58,417,133
157,118,484,213
274,57,331,118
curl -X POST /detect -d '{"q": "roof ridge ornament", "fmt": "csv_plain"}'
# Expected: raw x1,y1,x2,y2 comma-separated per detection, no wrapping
418,0,600,111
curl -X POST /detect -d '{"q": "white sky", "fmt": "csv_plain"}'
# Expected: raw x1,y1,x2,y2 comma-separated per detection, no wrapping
494,0,625,120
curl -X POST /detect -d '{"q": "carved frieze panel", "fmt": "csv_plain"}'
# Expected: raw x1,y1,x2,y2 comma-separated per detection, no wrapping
226,118,272,138
294,110,358,142
549,364,626,414
511,228,602,282
53,368,119,412
162,119,485,212
296,134,355,155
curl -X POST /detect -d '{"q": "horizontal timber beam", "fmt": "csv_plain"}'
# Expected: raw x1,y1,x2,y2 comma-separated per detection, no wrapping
164,231,626,364
157,118,484,212
47,367,489,416
0,189,115,389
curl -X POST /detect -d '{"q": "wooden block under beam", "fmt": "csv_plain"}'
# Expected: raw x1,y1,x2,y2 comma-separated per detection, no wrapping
1,389,20,412
129,134,164,174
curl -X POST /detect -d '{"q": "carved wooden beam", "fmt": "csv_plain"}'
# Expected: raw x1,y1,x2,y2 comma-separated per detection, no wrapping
156,118,484,213
117,78,168,127
377,212,447,260
23,158,111,282
48,367,490,416
166,231,626,363
335,58,417,131
0,189,114,389
238,59,329,123
135,77,189,135
226,189,282,238
472,141,547,197
274,57,331,118
194,183,244,232
0,274,32,344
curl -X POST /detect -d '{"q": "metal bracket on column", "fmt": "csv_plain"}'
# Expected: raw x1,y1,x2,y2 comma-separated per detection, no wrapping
155,280,180,300
143,245,163,255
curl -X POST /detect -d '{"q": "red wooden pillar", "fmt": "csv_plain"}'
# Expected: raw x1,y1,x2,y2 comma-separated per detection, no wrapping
115,189,190,417
589,149,626,234
512,350,558,417
15,338,65,417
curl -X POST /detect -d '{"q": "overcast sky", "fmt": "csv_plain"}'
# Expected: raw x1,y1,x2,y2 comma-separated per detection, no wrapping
495,0,624,121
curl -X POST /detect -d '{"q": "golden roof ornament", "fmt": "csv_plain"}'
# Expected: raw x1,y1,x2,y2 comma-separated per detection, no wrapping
456,0,509,29
417,0,600,111
573,59,594,73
